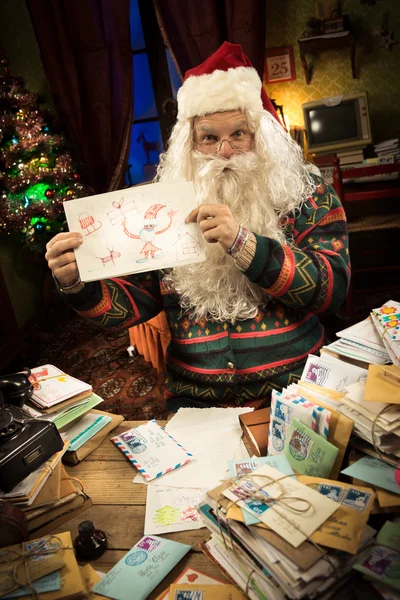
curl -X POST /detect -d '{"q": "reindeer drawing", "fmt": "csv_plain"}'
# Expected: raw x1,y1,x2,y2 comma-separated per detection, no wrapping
96,248,121,266
136,131,159,165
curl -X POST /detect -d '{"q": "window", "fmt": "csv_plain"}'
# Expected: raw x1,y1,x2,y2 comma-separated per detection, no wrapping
126,0,181,186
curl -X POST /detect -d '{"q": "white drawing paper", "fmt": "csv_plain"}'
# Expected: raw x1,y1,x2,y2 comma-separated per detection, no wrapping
144,485,207,535
63,181,206,282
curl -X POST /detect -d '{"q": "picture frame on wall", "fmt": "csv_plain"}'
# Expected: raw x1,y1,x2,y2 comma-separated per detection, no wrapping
264,46,296,84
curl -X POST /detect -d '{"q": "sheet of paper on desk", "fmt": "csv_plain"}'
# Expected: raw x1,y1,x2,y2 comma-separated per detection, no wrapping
222,464,339,548
111,419,194,481
133,407,252,489
92,535,191,600
63,181,206,281
144,485,207,535
341,456,400,495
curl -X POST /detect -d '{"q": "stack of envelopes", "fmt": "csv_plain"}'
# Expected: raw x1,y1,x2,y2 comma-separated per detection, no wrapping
199,457,377,600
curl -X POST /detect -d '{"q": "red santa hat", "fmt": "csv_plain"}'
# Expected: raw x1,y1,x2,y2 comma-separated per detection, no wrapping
177,41,280,124
143,203,165,225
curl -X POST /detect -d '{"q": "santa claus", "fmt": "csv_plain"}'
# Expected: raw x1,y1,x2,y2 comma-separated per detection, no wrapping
45,42,350,409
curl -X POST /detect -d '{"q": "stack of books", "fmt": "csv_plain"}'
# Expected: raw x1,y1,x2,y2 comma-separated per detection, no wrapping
375,138,400,162
337,147,364,168
0,441,92,537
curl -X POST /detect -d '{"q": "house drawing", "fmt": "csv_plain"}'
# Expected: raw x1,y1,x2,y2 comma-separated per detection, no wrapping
173,232,201,262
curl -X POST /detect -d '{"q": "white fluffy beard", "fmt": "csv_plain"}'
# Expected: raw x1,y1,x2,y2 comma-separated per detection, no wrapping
164,150,289,324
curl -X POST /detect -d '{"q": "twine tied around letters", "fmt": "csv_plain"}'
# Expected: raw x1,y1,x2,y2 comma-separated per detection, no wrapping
215,471,343,597
0,535,74,600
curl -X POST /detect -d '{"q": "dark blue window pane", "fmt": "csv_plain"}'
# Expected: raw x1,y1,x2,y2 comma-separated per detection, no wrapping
130,0,145,50
166,48,182,100
133,54,158,120
126,121,164,185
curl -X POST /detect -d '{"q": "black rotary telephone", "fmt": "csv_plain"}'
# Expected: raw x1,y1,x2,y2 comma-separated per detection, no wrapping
0,367,64,493
0,367,34,408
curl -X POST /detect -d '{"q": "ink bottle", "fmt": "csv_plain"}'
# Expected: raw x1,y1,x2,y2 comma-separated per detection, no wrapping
73,520,108,561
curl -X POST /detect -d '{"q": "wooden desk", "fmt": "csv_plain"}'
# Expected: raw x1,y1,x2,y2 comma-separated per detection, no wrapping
54,421,227,598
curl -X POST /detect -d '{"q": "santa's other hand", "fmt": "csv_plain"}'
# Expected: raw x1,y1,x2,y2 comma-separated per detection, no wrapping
185,204,239,251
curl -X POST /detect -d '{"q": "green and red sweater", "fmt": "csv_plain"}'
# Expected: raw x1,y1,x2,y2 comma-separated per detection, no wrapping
60,175,350,409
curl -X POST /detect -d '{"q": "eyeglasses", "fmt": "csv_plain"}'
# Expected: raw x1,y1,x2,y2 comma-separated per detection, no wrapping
195,136,253,154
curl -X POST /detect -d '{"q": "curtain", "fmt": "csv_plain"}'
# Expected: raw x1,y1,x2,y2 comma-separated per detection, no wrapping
27,0,133,194
153,0,266,80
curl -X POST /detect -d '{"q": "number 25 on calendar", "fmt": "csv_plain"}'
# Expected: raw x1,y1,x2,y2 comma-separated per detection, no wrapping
265,46,296,84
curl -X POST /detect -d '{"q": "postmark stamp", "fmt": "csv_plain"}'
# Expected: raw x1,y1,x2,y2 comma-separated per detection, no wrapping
125,550,148,566
288,428,312,461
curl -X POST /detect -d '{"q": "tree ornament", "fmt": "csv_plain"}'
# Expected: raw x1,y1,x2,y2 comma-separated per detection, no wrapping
45,189,55,199
66,188,75,197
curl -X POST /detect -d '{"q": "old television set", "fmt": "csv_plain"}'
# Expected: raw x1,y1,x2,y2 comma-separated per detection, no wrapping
302,91,372,155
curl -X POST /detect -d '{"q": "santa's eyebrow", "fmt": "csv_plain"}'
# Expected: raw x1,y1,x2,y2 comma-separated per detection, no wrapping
196,120,248,133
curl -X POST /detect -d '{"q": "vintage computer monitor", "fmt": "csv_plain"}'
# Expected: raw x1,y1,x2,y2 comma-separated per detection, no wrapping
302,91,372,155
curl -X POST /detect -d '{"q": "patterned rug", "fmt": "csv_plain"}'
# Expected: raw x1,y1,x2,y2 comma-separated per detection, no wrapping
16,306,169,421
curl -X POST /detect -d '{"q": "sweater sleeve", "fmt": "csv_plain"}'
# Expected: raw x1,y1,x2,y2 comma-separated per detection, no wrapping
235,176,351,314
58,271,163,330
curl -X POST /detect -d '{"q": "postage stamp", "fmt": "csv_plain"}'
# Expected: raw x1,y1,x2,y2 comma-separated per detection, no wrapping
342,488,373,512
275,400,292,422
136,536,163,553
174,591,204,600
120,429,148,453
317,484,344,502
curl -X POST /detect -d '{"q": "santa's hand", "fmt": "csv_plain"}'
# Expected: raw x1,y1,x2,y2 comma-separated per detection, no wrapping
45,232,82,286
185,204,239,251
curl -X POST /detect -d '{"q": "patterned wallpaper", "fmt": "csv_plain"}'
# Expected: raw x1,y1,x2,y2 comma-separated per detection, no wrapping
264,0,400,143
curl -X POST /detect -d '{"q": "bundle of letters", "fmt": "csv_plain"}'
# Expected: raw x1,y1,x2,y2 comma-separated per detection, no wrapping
0,531,97,600
22,364,124,463
23,364,102,429
199,457,377,599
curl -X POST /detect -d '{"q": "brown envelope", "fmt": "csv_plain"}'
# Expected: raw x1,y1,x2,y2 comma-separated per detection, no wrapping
298,476,375,554
239,408,270,457
80,564,109,600
63,410,124,464
250,525,326,571
0,536,65,596
364,364,400,404
169,584,246,599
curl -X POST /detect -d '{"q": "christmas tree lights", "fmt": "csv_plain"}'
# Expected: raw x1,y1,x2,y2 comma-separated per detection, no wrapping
0,49,91,252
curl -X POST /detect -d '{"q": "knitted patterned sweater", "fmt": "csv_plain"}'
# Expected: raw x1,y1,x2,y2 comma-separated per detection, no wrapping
60,175,350,409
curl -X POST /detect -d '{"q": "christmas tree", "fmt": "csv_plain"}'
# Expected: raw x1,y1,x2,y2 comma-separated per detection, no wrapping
0,49,91,253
